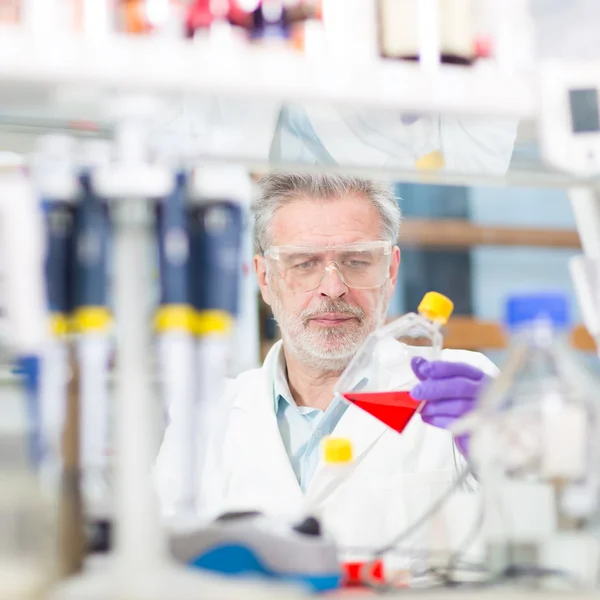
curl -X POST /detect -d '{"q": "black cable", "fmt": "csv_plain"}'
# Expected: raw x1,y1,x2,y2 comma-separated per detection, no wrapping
440,492,486,582
357,467,474,590
373,467,473,558
350,464,578,592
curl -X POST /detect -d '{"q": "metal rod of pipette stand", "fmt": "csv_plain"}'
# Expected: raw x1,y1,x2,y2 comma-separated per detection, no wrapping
59,342,86,577
41,200,73,481
48,99,279,600
41,214,77,576
36,161,86,576
33,134,78,493
155,170,196,519
231,198,261,374
112,198,168,571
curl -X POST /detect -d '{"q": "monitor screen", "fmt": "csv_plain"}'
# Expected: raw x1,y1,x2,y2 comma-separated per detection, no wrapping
570,88,600,134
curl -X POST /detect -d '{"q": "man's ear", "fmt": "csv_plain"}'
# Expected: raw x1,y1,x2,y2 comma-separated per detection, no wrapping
254,254,272,306
387,245,401,298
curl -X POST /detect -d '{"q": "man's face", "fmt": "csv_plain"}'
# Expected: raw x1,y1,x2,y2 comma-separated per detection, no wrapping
255,194,400,371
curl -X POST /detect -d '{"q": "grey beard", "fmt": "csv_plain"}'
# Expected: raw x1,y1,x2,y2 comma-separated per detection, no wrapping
271,292,388,373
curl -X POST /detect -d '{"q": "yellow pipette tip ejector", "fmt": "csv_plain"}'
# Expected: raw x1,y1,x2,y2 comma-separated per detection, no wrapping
418,292,454,325
322,437,353,464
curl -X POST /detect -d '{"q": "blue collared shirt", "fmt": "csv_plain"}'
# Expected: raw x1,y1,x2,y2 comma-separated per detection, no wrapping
273,352,349,493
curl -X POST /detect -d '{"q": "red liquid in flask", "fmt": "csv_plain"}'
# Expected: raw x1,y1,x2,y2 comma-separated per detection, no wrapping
343,391,421,433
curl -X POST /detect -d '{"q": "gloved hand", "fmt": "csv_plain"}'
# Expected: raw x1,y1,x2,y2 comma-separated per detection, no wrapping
410,357,488,456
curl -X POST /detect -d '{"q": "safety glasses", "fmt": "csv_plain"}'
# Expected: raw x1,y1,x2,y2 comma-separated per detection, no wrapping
264,240,393,293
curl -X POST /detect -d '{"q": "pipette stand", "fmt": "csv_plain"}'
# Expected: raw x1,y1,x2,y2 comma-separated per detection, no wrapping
49,95,305,600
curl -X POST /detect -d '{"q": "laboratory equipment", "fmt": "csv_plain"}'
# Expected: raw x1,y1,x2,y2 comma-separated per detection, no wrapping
73,143,113,557
303,437,354,517
186,0,239,38
33,134,77,485
301,436,384,588
250,0,288,41
378,0,476,65
45,96,298,600
33,134,86,577
230,178,260,375
170,511,341,593
320,0,377,64
0,153,48,468
48,97,205,600
539,61,600,175
454,292,600,588
185,0,217,37
56,336,86,577
155,169,196,519
188,164,248,511
117,0,185,36
334,291,454,433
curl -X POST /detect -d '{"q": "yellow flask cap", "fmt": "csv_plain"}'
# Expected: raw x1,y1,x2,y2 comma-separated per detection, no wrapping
323,437,353,464
418,292,454,325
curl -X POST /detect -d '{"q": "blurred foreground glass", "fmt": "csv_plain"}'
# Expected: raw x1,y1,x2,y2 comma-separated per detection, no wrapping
455,293,600,589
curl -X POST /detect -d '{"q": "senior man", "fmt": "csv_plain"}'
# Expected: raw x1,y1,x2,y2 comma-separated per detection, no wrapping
156,172,496,555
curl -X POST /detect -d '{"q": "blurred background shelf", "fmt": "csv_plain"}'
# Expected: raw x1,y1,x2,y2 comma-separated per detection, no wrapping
399,219,581,249
1,29,588,190
0,29,533,116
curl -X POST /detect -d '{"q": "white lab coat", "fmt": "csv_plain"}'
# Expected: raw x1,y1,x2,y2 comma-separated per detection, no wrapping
156,341,498,566
157,101,517,177
271,104,518,175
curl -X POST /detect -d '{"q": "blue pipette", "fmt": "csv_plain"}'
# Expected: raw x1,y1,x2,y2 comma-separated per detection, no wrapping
188,165,248,510
155,170,196,518
73,158,113,545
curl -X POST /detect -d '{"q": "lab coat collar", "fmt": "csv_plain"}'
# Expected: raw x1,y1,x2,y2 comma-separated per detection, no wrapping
232,341,389,506
229,341,305,509
273,343,295,412
232,341,283,412
247,341,389,460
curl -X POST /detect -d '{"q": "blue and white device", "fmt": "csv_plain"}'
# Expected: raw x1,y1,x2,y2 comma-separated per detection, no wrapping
170,511,341,594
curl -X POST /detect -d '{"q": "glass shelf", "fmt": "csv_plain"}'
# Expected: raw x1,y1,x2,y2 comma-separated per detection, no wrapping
0,30,595,188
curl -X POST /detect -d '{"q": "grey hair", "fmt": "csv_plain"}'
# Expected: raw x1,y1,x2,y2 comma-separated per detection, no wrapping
254,172,401,254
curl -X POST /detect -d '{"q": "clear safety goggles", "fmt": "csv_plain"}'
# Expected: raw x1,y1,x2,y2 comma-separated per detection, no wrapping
264,240,393,293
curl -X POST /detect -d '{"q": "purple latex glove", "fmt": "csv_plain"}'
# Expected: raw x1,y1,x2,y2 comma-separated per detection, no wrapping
410,357,488,457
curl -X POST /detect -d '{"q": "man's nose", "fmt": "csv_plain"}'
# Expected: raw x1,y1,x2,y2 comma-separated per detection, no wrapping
318,264,347,298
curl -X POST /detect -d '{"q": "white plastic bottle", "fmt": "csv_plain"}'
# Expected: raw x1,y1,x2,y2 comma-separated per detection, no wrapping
303,436,354,516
